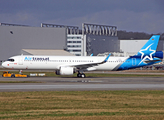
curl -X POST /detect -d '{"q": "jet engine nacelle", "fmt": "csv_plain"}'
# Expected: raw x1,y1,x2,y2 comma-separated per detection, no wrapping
56,66,74,75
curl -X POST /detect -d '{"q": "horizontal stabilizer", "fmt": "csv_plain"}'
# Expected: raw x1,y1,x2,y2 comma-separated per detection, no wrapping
144,59,162,63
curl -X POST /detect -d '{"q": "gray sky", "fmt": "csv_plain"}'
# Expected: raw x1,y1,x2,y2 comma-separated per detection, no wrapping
0,0,164,33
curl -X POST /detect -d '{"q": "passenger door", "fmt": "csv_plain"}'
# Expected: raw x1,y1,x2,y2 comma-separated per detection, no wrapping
18,56,23,65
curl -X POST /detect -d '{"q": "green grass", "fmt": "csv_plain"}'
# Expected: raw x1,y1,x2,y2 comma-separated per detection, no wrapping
0,90,164,119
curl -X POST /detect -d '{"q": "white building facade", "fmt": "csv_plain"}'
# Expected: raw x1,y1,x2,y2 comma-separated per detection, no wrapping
67,35,83,56
66,23,119,56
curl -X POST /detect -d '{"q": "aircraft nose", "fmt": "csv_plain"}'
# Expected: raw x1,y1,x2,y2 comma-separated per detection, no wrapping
2,62,7,68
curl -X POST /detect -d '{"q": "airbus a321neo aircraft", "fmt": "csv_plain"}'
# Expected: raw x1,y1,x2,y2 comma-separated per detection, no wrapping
2,35,163,78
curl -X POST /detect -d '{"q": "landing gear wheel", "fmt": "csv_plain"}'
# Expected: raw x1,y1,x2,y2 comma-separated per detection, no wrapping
81,73,86,78
77,73,86,78
77,73,81,78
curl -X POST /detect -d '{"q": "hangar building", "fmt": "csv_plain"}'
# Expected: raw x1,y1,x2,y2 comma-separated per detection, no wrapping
0,23,67,60
0,23,119,60
120,39,164,56
42,23,119,56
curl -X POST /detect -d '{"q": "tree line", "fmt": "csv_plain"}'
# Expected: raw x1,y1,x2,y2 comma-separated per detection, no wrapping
117,31,164,40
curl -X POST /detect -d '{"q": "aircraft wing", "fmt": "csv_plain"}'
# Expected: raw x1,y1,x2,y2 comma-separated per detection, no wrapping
58,54,111,70
70,54,111,70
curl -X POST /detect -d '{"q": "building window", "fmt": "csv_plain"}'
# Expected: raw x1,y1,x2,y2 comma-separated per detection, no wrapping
67,41,81,43
67,45,81,48
67,37,82,39
67,50,81,52
67,41,72,43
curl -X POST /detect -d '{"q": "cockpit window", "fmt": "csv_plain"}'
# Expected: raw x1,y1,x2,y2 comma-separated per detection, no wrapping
7,59,15,62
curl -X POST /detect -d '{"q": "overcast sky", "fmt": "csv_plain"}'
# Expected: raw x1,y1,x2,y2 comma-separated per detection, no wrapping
0,0,164,33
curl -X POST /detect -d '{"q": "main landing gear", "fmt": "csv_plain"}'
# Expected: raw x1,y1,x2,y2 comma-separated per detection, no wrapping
77,72,86,78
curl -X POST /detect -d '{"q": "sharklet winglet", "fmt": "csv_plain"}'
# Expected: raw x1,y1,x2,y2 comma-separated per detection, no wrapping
100,54,111,64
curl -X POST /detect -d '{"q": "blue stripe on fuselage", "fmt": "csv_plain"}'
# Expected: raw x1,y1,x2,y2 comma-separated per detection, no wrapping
117,56,162,71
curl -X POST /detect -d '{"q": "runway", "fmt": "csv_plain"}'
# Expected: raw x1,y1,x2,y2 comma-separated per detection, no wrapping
1,84,164,91
0,76,164,91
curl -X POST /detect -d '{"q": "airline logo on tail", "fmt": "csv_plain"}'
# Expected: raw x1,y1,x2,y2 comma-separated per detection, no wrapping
137,35,160,65
138,43,155,65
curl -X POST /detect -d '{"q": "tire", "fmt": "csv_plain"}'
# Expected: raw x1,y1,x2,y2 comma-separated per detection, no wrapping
77,73,81,78
81,74,86,78
11,74,15,78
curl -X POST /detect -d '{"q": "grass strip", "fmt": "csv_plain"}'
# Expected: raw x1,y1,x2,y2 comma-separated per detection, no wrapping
0,90,164,119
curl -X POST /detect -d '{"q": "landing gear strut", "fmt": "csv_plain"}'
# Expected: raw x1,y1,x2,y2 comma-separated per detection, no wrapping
19,70,22,74
77,72,86,78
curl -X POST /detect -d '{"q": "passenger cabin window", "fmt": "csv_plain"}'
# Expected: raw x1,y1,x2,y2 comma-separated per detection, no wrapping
7,59,14,62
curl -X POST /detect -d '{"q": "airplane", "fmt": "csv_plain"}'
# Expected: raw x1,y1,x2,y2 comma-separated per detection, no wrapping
2,35,163,78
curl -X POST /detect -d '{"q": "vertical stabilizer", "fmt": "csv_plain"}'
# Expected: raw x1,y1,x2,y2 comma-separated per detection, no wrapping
137,35,160,56
135,35,160,65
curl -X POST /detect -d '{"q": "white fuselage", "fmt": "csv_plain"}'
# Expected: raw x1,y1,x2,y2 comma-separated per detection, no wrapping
2,55,129,71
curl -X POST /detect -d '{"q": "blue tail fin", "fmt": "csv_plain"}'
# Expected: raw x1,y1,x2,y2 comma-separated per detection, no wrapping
117,35,162,71
137,35,160,56
135,35,161,65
